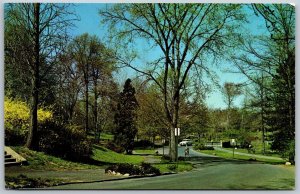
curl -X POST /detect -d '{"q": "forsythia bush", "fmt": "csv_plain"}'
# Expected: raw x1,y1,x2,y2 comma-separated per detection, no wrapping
4,98,53,145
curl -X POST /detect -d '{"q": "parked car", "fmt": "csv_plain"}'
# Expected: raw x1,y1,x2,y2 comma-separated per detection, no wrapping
179,139,193,146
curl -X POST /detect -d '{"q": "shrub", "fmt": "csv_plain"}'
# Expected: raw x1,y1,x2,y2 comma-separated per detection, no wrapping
133,140,155,149
167,164,177,171
105,141,125,153
105,163,160,176
161,155,170,161
284,140,295,164
193,142,214,150
38,121,93,162
4,98,52,145
140,162,161,175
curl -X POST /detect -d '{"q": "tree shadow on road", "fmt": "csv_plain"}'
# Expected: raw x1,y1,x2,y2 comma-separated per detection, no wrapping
186,156,258,167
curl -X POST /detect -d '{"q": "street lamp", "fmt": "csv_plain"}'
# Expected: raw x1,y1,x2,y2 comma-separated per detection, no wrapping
162,138,165,156
175,128,180,162
231,139,236,158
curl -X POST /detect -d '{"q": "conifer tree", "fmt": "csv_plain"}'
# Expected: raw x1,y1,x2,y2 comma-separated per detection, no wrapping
114,79,138,154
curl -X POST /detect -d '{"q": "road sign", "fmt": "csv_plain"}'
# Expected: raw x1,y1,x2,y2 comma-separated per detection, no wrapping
175,128,180,136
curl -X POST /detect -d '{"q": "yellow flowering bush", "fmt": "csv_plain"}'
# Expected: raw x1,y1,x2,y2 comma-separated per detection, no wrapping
4,98,53,145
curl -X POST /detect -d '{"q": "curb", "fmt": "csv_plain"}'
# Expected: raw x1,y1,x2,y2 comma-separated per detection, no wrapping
48,172,176,188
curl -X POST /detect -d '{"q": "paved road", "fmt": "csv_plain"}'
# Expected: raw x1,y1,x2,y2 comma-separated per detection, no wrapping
156,146,217,158
49,159,294,190
48,147,294,190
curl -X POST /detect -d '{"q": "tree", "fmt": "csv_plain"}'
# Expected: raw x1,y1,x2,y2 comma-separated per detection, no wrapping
5,3,76,150
222,82,241,130
100,4,245,161
114,79,139,154
89,38,116,142
232,4,295,161
67,33,104,133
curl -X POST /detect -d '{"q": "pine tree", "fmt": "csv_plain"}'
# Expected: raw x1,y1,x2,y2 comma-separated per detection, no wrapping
114,79,138,154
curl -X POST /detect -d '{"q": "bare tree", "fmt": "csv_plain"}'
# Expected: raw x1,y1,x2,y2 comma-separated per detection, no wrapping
100,4,245,161
222,82,241,131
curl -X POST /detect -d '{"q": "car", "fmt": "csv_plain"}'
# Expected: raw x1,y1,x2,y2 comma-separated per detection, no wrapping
179,139,193,146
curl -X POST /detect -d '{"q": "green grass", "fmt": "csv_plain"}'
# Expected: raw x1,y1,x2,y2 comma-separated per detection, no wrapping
12,146,99,170
153,162,194,173
100,133,114,140
198,149,285,164
134,149,157,154
92,145,145,164
222,148,281,158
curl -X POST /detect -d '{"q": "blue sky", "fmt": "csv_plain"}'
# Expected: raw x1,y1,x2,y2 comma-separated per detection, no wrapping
71,3,267,109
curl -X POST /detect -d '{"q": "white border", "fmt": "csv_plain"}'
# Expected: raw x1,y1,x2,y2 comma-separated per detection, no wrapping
0,1,298,194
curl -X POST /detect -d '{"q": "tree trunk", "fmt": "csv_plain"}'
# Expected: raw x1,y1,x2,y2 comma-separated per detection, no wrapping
169,89,180,162
85,78,89,133
94,81,99,142
26,3,40,150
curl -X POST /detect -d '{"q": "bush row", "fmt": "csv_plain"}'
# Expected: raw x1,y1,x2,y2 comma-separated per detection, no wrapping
105,163,161,176
193,143,215,150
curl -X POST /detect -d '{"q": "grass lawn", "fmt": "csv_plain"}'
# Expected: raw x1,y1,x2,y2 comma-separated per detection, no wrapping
12,146,99,170
198,149,285,164
134,149,157,155
92,145,145,164
222,147,282,158
153,162,194,173
100,133,114,140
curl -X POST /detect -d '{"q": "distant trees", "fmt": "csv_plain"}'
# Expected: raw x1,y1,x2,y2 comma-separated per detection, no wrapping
222,82,241,130
67,33,117,135
114,79,139,154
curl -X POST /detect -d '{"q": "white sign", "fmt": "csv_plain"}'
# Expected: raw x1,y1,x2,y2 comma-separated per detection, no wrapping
175,128,180,136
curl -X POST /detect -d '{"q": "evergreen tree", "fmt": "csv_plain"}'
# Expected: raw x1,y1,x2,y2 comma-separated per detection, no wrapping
114,79,138,154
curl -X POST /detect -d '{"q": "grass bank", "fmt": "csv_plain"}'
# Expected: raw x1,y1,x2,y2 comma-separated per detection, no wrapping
12,146,99,170
197,149,285,164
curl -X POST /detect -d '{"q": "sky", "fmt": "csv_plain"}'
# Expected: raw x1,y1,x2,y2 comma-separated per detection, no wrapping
70,3,268,109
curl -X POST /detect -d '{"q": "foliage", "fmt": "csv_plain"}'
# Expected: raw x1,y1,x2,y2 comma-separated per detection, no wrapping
114,79,138,154
5,3,77,150
4,98,52,145
285,140,295,164
133,140,155,149
233,4,295,161
193,143,215,150
38,121,93,162
105,163,161,176
153,162,193,173
167,164,177,171
104,141,125,153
